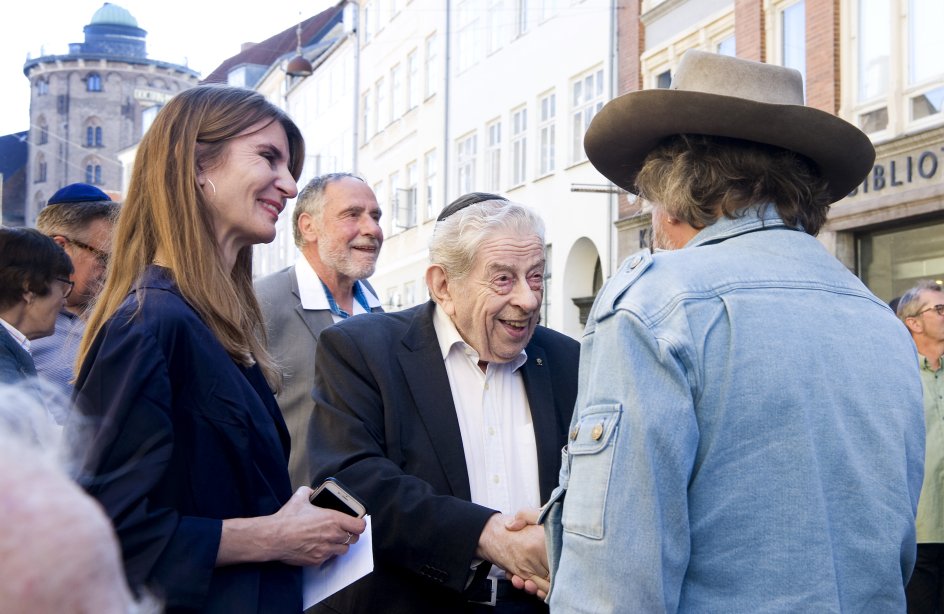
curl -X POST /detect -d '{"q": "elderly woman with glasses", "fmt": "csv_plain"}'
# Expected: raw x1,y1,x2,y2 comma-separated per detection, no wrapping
0,227,73,386
72,86,365,613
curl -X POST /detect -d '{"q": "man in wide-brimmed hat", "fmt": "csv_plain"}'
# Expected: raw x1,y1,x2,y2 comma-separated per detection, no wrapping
540,50,925,611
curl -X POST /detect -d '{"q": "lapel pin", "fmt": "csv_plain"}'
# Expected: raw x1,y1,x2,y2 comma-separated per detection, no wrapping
536,358,544,366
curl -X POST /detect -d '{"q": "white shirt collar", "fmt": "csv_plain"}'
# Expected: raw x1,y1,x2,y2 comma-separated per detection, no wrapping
294,257,381,312
431,303,527,371
0,317,30,353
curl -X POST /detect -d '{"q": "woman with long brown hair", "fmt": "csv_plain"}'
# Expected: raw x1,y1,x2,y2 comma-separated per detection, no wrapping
73,85,364,613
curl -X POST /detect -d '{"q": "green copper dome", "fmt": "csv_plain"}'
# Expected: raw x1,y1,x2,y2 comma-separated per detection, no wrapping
89,3,139,28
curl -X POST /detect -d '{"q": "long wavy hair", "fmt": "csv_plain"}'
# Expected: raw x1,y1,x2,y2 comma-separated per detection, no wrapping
635,134,832,236
77,85,304,389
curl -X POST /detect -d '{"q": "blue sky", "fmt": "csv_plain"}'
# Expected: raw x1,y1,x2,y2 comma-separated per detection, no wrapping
0,0,334,136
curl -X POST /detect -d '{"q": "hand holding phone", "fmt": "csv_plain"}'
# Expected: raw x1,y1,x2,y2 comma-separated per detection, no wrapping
309,477,367,518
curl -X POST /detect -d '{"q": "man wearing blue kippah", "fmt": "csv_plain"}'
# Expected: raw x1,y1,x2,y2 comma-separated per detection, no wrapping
33,184,118,412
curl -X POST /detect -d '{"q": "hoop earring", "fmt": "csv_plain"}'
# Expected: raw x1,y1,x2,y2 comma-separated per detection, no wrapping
206,178,217,196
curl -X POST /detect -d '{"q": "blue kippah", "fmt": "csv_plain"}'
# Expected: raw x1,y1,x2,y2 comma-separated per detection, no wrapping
47,183,112,204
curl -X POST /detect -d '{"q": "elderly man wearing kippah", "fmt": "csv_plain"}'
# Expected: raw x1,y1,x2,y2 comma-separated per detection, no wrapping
543,50,925,612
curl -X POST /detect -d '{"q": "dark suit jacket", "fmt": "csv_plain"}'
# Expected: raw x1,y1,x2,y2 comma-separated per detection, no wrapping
308,301,579,614
0,325,37,385
74,266,300,613
255,265,382,489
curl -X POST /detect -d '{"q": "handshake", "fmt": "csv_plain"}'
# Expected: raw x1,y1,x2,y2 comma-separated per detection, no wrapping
475,508,550,599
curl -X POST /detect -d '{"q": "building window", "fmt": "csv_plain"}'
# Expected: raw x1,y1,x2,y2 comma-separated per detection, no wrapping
486,120,502,191
425,149,437,220
36,79,48,96
425,33,438,98
391,64,403,120
376,78,387,130
37,120,48,145
85,125,103,147
511,106,528,186
403,280,416,307
362,91,372,143
717,35,736,56
515,0,531,37
780,1,806,95
858,218,944,302
908,0,944,122
456,133,477,195
363,0,375,42
142,105,161,134
539,92,556,176
457,1,482,72
853,0,943,135
487,0,508,54
395,164,417,230
407,50,420,109
571,68,604,163
35,154,47,183
87,73,102,92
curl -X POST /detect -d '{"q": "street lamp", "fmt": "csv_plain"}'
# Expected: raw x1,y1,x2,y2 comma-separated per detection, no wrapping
285,20,313,77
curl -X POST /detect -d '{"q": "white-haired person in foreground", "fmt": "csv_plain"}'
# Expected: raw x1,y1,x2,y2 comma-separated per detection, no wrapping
0,383,158,613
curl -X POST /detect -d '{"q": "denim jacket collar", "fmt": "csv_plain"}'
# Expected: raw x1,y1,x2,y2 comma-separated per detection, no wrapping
685,204,798,248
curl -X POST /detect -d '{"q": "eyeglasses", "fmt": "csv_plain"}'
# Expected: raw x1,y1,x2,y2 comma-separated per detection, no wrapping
910,304,944,318
55,278,74,299
59,235,109,266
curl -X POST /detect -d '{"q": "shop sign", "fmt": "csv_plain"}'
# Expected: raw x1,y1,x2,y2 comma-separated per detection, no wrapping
848,145,944,198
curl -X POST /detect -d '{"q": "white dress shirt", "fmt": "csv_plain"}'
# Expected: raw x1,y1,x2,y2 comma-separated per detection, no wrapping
294,257,381,323
432,303,540,516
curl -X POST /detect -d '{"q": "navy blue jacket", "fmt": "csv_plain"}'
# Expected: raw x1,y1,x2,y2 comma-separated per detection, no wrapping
0,324,37,385
74,266,300,613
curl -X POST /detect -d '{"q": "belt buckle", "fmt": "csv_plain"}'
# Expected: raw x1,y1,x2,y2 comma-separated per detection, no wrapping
470,576,498,606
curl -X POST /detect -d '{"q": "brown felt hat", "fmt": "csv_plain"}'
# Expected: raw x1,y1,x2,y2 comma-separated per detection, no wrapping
584,50,875,203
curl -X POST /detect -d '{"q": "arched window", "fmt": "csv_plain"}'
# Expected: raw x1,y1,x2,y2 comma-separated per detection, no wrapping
37,117,48,145
85,164,94,184
36,79,48,96
86,123,103,147
87,73,102,92
94,165,102,185
35,154,47,183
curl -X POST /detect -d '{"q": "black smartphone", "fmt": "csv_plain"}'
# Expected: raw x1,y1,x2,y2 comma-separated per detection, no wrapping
309,477,367,518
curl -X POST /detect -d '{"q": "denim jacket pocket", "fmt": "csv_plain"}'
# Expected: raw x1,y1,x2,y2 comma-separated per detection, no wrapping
561,403,621,539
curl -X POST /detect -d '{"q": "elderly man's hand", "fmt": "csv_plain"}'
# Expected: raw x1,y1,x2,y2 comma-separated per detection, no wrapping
475,509,549,598
504,508,550,598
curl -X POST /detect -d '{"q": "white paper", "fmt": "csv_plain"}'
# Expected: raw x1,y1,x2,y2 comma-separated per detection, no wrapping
302,515,374,609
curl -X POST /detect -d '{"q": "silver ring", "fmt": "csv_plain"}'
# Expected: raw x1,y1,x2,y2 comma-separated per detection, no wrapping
343,532,353,545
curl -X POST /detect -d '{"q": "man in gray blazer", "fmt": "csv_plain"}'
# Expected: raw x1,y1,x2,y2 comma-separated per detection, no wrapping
255,173,384,488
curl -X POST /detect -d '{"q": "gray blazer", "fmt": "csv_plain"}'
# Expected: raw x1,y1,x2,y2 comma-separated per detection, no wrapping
255,265,382,488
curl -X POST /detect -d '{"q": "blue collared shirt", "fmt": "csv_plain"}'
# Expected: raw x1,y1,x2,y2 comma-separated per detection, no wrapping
545,206,925,612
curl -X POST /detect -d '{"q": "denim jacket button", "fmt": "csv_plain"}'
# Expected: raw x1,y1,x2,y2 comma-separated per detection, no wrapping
591,423,604,440
630,255,642,269
570,425,580,440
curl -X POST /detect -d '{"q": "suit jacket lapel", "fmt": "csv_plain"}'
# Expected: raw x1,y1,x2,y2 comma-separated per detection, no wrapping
520,341,559,503
289,267,336,341
398,302,473,501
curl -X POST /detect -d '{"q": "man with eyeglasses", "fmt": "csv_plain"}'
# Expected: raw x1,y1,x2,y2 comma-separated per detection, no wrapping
898,281,944,612
33,183,118,410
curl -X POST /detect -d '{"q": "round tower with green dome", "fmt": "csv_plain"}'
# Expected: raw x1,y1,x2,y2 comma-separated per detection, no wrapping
21,3,199,224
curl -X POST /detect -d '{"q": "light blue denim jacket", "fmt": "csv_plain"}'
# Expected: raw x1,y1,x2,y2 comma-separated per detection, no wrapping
544,206,925,613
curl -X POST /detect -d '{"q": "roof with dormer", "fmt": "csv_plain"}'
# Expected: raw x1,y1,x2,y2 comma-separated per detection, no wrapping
201,2,344,84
